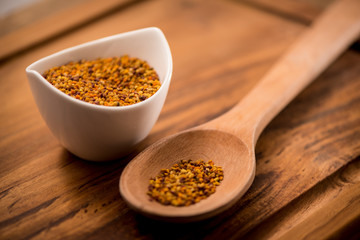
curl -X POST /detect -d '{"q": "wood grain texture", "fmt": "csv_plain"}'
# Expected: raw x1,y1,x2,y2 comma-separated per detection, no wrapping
0,0,141,62
243,157,360,239
0,0,359,239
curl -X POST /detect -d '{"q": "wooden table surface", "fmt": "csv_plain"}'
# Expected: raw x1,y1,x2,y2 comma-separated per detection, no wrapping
1,0,360,239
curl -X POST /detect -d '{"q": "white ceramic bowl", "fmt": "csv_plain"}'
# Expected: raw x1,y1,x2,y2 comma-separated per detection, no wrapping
26,27,173,161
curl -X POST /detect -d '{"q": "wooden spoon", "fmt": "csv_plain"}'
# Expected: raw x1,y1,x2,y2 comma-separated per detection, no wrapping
120,0,360,222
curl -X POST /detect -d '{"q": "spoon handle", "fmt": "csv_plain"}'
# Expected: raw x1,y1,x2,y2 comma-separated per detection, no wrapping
208,0,360,144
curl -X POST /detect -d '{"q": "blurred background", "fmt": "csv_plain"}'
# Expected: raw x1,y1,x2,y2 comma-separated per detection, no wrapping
0,0,87,36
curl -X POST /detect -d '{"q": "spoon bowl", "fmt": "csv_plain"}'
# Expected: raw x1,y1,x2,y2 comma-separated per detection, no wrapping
120,129,255,221
120,0,360,221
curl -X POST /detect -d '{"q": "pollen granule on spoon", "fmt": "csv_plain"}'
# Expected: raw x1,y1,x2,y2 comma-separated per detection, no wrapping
147,159,224,206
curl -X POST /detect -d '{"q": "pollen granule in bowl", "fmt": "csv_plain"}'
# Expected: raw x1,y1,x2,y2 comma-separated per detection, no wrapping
147,159,224,207
43,55,161,106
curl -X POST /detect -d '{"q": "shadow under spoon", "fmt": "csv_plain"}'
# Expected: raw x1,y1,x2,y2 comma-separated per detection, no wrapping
120,0,360,222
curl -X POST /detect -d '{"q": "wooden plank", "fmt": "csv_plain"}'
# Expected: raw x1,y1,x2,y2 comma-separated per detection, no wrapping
0,0,141,62
0,0,359,239
243,157,360,239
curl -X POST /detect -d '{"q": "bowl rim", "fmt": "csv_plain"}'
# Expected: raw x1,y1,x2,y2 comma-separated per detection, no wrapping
26,27,173,111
